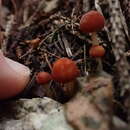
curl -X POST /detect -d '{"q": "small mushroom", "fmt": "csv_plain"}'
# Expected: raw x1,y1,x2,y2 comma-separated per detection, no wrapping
89,45,105,57
51,58,80,83
80,10,105,45
36,72,52,84
89,45,106,72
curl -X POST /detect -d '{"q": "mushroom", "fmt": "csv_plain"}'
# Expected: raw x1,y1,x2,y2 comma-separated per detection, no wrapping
89,45,105,72
89,45,105,57
80,10,105,45
51,58,80,83
0,50,30,99
36,72,52,84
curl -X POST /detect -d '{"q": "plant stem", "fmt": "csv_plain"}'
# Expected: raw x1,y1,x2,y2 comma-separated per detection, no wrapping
91,32,99,45
96,58,103,73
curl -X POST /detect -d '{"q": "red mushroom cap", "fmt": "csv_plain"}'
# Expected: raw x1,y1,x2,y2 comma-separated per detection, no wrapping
80,10,105,33
89,45,105,57
36,72,52,84
52,58,80,83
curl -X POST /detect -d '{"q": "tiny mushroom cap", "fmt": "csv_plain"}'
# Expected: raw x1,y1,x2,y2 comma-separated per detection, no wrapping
89,45,105,57
80,10,105,33
36,72,52,84
52,58,80,83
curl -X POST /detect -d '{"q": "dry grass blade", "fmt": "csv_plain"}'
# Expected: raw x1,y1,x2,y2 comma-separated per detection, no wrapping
61,33,73,57
83,44,88,75
44,53,52,71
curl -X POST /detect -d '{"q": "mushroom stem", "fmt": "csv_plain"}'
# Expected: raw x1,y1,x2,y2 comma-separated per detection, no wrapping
96,58,103,73
91,32,99,45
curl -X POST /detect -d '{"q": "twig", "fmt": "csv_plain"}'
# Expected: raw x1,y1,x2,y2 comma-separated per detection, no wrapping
83,44,88,75
19,48,33,59
44,53,52,71
58,34,64,50
38,24,66,50
71,8,75,35
74,48,83,57
41,48,60,59
54,41,65,55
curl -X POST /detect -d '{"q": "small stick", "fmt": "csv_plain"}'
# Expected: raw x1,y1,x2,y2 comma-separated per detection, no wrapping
54,41,65,55
71,8,75,34
19,48,33,59
61,33,73,57
38,24,66,50
44,53,52,71
42,48,60,59
83,44,88,75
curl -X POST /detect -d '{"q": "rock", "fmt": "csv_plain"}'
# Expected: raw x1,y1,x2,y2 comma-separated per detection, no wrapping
0,98,73,130
65,75,113,130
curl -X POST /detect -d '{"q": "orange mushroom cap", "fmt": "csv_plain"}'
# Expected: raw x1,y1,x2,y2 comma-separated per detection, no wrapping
80,10,105,33
36,72,52,84
52,58,80,83
89,45,105,57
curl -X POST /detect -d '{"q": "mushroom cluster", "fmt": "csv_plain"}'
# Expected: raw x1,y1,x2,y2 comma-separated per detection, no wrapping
80,10,106,71
36,58,80,85
80,10,105,55
36,11,105,86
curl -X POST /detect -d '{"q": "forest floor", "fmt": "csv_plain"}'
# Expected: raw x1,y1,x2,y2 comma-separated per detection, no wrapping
1,0,130,129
